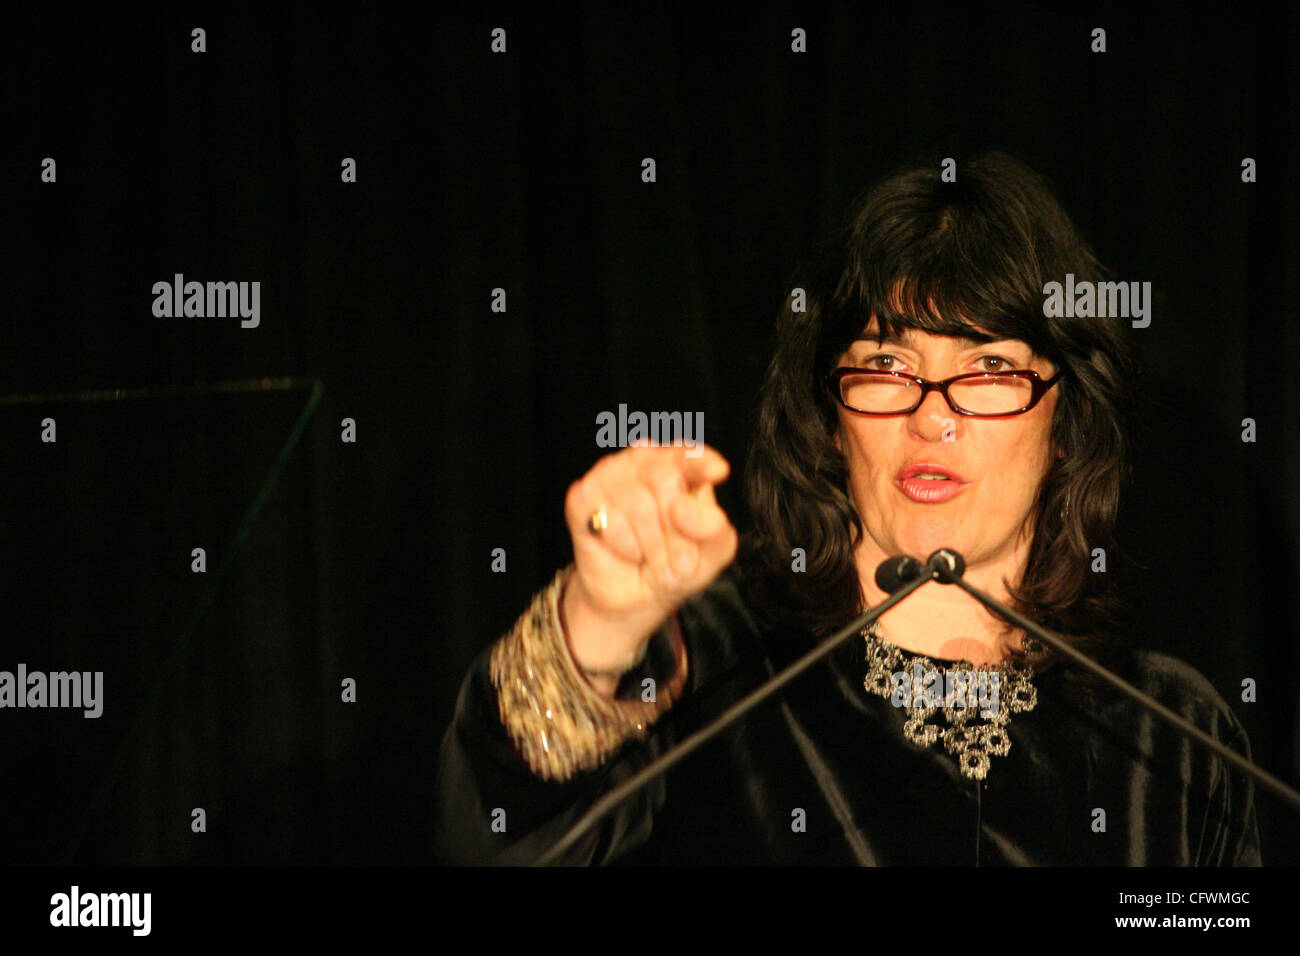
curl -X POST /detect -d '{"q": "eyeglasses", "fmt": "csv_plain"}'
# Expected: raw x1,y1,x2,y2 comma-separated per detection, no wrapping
829,367,1064,417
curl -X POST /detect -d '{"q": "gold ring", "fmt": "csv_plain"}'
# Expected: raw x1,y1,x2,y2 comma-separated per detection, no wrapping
587,509,609,534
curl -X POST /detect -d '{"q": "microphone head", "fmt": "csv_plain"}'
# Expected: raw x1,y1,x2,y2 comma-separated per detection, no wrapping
875,555,924,593
926,548,966,583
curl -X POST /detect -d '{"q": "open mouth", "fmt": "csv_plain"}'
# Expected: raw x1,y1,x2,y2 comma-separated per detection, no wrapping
896,465,968,502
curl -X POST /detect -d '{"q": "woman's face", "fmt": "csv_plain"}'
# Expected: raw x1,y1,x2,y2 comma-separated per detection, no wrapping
834,319,1060,576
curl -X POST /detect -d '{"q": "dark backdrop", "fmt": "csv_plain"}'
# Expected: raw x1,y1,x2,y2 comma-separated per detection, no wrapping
4,2,1297,864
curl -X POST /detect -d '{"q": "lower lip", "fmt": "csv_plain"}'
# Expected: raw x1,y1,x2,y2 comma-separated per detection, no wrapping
897,476,968,503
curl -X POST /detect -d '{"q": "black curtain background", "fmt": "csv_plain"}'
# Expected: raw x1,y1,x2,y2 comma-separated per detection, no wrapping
4,2,1297,865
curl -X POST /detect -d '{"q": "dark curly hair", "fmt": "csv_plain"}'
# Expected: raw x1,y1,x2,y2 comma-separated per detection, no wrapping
739,151,1138,678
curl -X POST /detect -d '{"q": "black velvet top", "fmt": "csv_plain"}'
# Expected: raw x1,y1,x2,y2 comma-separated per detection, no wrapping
434,567,1262,865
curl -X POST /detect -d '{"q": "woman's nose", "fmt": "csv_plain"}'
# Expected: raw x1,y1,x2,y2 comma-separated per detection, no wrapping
908,387,959,442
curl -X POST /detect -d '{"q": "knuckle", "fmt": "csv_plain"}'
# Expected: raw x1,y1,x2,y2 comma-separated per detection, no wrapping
638,445,674,472
651,468,683,499
594,452,621,479
565,478,586,511
627,487,659,525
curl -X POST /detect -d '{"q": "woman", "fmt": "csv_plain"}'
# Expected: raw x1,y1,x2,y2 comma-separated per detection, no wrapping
434,152,1262,865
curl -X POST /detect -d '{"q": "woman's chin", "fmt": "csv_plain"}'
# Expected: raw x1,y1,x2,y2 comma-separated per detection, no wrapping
896,526,965,560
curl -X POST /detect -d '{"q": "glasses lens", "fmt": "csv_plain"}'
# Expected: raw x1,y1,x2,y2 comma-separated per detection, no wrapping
949,375,1034,414
839,373,920,413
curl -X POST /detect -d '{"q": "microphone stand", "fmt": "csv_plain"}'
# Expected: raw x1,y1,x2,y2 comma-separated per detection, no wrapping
924,547,1300,814
533,557,932,865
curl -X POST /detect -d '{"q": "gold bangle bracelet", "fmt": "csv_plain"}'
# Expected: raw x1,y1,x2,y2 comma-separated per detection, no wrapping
489,565,688,783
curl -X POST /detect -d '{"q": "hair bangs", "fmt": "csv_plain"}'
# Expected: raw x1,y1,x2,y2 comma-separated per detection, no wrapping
829,176,1061,364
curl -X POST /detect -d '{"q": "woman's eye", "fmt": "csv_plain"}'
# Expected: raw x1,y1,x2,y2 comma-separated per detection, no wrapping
978,355,1016,372
864,354,900,370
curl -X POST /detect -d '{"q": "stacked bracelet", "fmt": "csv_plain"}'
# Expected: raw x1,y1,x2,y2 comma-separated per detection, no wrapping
489,565,688,783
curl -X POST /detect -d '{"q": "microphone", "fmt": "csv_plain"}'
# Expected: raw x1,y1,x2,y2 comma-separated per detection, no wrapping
922,549,1300,814
925,547,964,583
534,555,934,865
875,554,926,593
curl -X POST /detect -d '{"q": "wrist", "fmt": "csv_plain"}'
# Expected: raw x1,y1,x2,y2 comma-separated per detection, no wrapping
489,566,684,782
560,571,667,676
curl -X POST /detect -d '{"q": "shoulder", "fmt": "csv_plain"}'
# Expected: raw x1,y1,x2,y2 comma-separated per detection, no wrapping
1092,646,1250,747
1128,648,1239,716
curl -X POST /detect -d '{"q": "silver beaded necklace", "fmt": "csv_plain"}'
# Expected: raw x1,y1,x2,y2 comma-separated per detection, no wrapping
861,620,1040,780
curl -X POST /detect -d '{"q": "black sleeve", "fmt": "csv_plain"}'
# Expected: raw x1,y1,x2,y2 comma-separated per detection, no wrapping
432,566,765,865
1195,717,1263,866
432,622,683,866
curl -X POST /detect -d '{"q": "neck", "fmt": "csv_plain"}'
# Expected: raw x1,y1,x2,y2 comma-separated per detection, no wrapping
855,539,1031,667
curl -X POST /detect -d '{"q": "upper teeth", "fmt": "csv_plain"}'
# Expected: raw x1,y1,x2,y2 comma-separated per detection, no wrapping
917,473,948,480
